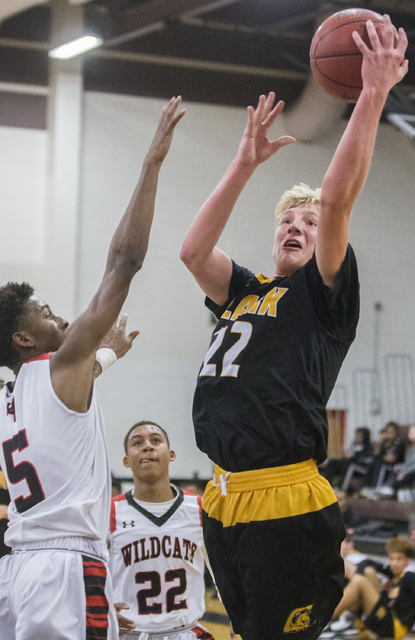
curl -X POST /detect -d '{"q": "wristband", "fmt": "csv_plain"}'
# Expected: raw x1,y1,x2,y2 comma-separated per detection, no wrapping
96,347,117,372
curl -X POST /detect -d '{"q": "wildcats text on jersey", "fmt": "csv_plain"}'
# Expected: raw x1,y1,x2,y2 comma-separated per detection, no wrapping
121,535,198,567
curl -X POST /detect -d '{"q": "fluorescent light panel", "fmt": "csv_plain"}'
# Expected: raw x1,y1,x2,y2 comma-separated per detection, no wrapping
49,36,103,59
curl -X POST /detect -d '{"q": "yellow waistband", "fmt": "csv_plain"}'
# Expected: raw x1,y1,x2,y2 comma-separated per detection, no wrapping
213,459,319,493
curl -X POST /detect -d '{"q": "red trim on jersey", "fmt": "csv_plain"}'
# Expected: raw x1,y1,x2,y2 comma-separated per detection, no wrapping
197,495,203,527
182,491,204,526
110,493,127,533
25,353,51,363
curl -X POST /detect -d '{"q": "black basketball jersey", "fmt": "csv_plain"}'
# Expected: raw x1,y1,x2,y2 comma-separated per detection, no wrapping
388,571,415,630
193,246,359,472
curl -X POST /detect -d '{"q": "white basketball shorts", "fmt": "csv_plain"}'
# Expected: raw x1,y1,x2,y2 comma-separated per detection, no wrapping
0,549,118,640
121,624,215,640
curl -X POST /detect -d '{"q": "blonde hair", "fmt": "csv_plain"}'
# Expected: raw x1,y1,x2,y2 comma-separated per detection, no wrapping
274,184,321,226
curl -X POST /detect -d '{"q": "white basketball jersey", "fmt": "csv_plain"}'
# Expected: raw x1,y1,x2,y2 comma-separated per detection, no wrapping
109,489,206,633
0,354,111,552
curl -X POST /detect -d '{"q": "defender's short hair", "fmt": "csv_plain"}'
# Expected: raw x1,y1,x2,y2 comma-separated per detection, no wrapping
124,420,170,454
274,184,321,226
385,538,414,558
0,282,34,368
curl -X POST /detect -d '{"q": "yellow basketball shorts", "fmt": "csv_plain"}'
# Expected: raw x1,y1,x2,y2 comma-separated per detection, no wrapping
202,459,345,640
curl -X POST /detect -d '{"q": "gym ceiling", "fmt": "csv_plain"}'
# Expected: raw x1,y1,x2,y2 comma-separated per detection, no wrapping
0,0,414,126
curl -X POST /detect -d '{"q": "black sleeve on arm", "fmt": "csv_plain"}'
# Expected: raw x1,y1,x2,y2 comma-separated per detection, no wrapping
304,244,360,343
205,261,256,319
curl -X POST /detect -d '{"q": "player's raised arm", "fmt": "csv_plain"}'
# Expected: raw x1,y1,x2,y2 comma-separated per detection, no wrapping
51,97,185,410
316,14,408,289
180,93,295,306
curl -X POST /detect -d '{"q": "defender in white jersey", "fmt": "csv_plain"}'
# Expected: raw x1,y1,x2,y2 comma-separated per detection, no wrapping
0,99,185,640
109,421,215,640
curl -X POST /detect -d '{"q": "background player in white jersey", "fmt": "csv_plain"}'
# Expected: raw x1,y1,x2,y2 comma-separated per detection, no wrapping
0,98,185,640
110,420,215,640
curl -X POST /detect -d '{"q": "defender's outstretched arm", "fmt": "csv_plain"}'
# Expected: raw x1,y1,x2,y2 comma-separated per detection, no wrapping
52,97,185,411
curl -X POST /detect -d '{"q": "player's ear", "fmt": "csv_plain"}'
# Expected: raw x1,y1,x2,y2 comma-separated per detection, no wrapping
169,450,176,462
123,455,130,469
12,330,35,348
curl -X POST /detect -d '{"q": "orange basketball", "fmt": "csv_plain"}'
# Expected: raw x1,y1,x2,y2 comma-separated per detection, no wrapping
309,8,384,102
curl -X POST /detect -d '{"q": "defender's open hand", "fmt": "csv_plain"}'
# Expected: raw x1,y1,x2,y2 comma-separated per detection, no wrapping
100,314,139,361
146,96,186,165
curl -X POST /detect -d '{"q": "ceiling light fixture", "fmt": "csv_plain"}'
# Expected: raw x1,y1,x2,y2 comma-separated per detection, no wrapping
48,35,103,60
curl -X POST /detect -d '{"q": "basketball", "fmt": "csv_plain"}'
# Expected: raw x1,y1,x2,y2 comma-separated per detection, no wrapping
309,8,384,102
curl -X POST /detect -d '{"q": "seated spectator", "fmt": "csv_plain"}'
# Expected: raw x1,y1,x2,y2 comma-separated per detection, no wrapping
335,489,367,529
323,538,415,640
179,481,206,497
365,422,406,488
341,530,367,583
111,475,123,498
320,427,374,487
395,424,415,490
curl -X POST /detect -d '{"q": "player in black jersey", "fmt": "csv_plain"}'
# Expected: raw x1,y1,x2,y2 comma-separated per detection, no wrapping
180,16,408,640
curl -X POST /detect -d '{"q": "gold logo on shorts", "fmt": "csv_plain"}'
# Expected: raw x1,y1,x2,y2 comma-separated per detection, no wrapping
284,605,314,633
376,606,386,620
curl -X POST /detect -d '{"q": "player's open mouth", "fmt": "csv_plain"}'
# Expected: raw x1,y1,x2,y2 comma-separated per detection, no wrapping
284,240,302,248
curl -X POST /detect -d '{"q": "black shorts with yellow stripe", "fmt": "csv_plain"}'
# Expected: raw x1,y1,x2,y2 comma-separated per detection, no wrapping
365,592,408,639
202,459,345,640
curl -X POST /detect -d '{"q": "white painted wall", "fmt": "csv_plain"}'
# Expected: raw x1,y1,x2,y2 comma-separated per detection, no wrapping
0,126,47,383
0,126,47,267
1,91,415,477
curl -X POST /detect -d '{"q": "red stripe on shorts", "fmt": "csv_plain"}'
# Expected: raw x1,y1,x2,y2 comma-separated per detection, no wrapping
84,566,107,577
86,595,109,607
192,625,215,640
86,617,110,628
82,555,109,640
